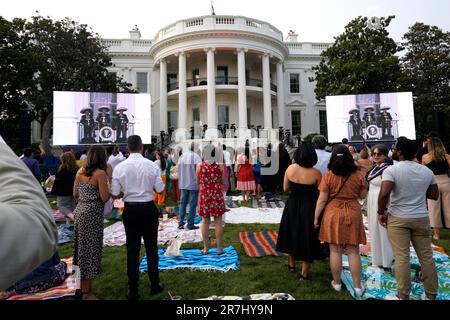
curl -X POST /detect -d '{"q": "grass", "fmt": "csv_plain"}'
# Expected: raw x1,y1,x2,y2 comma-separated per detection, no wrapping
49,194,450,300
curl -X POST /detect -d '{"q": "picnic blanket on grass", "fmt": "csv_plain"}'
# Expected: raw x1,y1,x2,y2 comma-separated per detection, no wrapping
224,207,282,224
139,246,240,272
239,231,283,257
52,209,65,221
57,224,73,245
103,218,202,246
7,257,76,300
252,198,285,209
341,248,450,300
199,293,295,300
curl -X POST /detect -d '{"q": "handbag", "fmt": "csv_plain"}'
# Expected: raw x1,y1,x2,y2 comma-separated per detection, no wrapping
164,232,183,257
170,165,179,180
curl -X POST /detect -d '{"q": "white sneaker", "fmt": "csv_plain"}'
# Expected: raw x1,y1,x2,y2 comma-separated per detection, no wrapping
331,280,342,292
354,287,365,298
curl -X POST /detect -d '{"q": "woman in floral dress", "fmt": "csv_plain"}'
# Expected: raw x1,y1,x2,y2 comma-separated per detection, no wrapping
197,144,226,255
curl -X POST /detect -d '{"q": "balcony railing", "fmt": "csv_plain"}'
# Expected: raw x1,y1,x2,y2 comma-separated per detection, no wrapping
167,77,277,92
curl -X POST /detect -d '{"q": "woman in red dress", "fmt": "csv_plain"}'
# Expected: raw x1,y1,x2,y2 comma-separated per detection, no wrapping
236,146,256,201
197,144,226,255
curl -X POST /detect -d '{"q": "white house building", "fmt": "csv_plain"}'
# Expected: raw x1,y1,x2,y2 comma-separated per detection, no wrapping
103,15,331,141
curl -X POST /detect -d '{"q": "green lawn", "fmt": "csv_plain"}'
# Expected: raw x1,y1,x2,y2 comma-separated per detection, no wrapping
50,195,450,300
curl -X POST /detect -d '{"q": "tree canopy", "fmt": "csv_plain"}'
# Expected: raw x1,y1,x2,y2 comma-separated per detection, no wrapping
311,16,403,101
400,22,450,143
0,15,134,150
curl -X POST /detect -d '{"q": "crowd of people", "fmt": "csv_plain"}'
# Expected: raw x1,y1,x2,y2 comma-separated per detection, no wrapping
1,130,449,301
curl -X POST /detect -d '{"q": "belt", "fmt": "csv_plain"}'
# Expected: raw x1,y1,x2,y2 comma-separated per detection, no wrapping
124,201,154,206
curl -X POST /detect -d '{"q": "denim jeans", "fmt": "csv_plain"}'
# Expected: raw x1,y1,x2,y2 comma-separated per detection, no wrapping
179,189,199,227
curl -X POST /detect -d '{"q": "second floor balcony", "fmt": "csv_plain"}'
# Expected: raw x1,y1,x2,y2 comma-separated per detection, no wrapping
167,77,277,92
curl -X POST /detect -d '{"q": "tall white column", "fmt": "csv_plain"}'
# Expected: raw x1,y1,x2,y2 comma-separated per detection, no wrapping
206,48,216,129
159,59,168,132
206,48,217,138
178,51,187,132
262,53,272,129
276,61,285,128
237,48,247,131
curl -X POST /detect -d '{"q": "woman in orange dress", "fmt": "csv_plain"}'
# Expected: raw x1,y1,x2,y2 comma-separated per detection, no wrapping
314,145,368,297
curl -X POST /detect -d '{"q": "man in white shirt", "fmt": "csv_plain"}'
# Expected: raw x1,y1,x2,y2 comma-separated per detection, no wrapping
378,137,439,300
107,145,125,170
312,135,331,175
0,135,58,290
111,135,165,300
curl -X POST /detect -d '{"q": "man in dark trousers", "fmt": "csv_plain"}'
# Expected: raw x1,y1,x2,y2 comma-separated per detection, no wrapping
111,135,165,300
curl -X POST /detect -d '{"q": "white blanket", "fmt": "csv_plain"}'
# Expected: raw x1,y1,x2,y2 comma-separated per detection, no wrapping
224,207,282,224
103,218,203,246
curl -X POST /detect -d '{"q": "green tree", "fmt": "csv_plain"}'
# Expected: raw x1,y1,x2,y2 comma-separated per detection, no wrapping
310,16,403,100
0,15,135,152
400,23,450,145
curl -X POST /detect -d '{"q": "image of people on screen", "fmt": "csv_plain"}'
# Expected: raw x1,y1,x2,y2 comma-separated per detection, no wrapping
80,108,96,143
348,108,363,141
113,107,129,143
96,106,113,142
378,107,394,139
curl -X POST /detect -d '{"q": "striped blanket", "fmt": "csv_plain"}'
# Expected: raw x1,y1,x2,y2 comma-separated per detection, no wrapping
239,231,283,257
139,245,240,272
7,257,76,300
252,198,285,209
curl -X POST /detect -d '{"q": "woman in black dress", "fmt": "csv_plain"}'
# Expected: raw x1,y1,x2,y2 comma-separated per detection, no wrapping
276,143,324,280
73,146,110,300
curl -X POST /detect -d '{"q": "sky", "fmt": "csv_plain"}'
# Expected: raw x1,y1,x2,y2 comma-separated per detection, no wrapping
2,0,449,42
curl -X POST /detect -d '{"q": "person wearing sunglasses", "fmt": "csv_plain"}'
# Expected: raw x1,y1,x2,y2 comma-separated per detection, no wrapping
365,144,394,269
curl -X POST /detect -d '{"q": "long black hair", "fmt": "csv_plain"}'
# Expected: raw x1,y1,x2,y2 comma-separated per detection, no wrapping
84,146,107,177
328,144,357,177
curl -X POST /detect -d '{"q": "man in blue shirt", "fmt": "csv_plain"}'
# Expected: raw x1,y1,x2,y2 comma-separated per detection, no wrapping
21,148,42,182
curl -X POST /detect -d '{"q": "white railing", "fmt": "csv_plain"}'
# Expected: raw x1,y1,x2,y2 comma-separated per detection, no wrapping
312,43,330,50
216,17,235,24
246,19,262,28
286,43,303,49
132,40,152,47
102,40,122,47
154,16,284,44
185,18,204,28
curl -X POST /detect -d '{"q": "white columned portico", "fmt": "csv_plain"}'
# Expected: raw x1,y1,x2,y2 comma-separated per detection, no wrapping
205,47,217,139
159,59,168,132
178,51,187,133
276,61,285,128
237,48,248,137
262,53,272,129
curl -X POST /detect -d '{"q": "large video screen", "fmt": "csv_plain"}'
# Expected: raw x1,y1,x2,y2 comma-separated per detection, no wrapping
325,92,416,143
53,91,151,145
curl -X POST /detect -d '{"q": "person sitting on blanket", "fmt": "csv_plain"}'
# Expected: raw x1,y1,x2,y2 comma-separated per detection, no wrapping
0,135,58,292
0,252,67,299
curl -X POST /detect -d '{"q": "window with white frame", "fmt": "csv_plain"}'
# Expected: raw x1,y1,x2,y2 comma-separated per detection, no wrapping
136,72,148,93
290,73,300,93
168,111,178,129
218,105,229,125
291,110,302,136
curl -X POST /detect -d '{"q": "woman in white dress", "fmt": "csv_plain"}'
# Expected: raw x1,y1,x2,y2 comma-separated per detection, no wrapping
365,144,394,268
